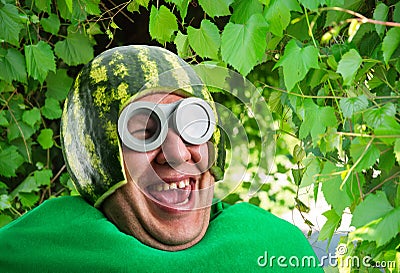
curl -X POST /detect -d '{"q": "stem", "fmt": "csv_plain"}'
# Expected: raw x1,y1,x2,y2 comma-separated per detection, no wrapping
366,171,400,196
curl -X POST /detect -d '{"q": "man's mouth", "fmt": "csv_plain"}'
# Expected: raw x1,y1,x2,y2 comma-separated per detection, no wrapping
147,178,194,208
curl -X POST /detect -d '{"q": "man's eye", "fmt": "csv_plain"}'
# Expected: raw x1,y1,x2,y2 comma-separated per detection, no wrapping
130,127,156,140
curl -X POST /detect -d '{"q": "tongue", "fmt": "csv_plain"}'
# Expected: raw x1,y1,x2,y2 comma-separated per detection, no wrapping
149,185,191,205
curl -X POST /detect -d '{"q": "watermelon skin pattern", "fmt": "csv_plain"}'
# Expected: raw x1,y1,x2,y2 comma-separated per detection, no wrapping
61,45,224,207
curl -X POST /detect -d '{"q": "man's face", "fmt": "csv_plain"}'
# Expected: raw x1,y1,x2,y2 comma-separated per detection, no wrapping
102,93,215,251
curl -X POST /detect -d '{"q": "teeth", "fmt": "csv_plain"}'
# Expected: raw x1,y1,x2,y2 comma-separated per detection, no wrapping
153,178,191,192
163,183,170,191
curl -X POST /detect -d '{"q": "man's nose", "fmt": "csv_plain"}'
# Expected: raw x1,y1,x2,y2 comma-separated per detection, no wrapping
156,129,191,166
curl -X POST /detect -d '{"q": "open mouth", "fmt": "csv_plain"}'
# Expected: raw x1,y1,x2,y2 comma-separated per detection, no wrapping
146,178,195,209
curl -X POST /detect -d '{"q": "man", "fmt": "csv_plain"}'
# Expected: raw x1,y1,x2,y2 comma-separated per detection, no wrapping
0,45,323,272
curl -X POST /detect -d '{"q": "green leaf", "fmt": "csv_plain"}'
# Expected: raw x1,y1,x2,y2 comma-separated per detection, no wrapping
34,169,53,186
263,0,301,37
350,138,380,172
41,98,62,120
45,69,73,101
35,0,51,13
149,5,178,43
7,121,35,142
165,0,188,19
299,0,324,10
318,209,340,243
22,107,41,128
274,40,319,91
10,176,38,198
0,111,9,127
54,32,94,66
364,103,396,128
336,49,362,86
298,99,338,145
373,3,388,37
221,14,268,76
19,192,40,208
174,31,191,59
0,48,27,84
230,0,263,24
321,162,350,215
0,146,24,177
0,215,13,228
25,41,56,83
188,20,220,60
0,194,11,210
83,0,101,15
395,139,400,165
351,191,400,246
374,116,400,145
127,0,150,12
37,128,54,149
339,95,368,118
382,27,400,65
198,0,233,17
300,156,321,187
0,3,24,46
394,2,400,23
40,14,61,35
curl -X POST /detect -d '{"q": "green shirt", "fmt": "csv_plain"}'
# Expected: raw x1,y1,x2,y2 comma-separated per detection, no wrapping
0,196,323,272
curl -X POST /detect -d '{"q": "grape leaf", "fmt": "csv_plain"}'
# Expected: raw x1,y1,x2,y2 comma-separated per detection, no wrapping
35,0,51,13
19,192,40,208
54,31,94,66
127,0,150,12
45,69,73,101
0,215,12,228
230,0,263,24
22,107,41,128
149,5,178,43
274,40,319,91
382,27,400,65
299,0,324,10
339,95,368,118
374,116,400,145
0,3,24,46
318,209,340,244
7,122,35,142
188,20,220,60
351,191,400,246
34,169,53,186
0,48,27,84
40,13,61,35
337,49,362,86
41,98,62,120
165,0,189,19
350,138,380,172
364,103,396,128
394,2,400,23
298,99,337,145
263,0,301,37
373,3,388,37
321,161,350,215
0,194,11,210
0,146,24,178
24,41,56,83
174,31,191,59
221,14,268,76
37,128,54,149
83,0,101,15
198,0,233,17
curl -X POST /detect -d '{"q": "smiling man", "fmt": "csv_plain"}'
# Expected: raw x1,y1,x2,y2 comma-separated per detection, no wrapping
0,45,323,272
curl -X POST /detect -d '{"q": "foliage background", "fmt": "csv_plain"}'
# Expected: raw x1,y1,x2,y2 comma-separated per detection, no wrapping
1,0,400,272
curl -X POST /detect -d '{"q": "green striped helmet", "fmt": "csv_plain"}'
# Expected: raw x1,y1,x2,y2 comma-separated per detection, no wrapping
60,45,225,207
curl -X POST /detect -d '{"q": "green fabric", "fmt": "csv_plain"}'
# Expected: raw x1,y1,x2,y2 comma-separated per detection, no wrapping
0,197,323,272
